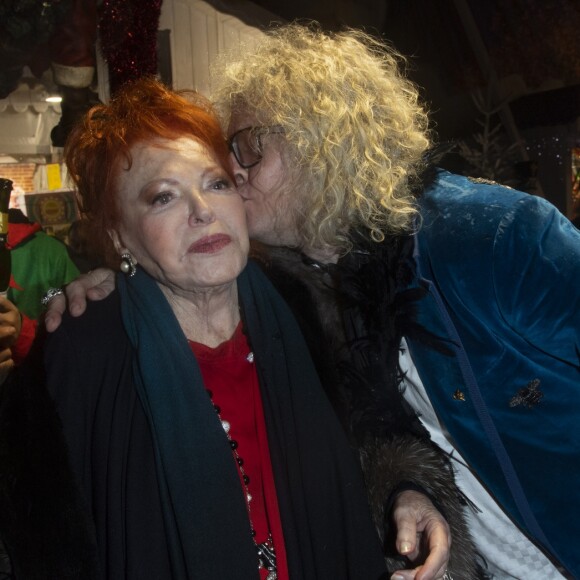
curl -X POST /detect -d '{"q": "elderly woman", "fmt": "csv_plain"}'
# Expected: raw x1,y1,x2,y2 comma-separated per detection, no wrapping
0,78,396,579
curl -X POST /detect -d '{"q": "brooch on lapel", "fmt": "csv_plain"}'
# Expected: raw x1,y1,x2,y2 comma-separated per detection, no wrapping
509,378,543,409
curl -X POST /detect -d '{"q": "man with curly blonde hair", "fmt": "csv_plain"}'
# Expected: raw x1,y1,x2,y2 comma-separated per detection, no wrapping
213,26,427,257
45,23,579,580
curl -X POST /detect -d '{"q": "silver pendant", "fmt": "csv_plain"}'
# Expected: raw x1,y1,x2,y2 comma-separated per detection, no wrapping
257,538,276,579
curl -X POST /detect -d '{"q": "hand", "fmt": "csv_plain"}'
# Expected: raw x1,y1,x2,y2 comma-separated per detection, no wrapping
389,490,450,580
0,345,15,384
45,268,116,333
0,296,22,348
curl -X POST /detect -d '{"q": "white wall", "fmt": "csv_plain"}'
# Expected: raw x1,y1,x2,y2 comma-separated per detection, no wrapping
0,0,274,156
159,0,273,96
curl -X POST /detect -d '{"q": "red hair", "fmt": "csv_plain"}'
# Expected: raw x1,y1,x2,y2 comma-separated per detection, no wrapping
64,77,232,268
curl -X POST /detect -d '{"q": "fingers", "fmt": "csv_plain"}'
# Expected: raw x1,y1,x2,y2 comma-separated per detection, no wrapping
0,347,14,385
393,516,420,561
391,490,423,558
390,490,451,580
0,345,13,363
414,527,449,580
0,297,21,346
44,293,67,333
85,268,117,301
69,268,116,314
44,268,117,333
391,568,419,580
0,324,19,346
66,278,91,318
391,563,448,580
0,296,20,320
391,542,449,580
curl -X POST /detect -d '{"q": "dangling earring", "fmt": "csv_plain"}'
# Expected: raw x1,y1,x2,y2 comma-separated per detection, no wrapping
120,252,137,277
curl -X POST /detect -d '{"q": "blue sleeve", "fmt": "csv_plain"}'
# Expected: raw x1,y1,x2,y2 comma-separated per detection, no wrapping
493,195,580,367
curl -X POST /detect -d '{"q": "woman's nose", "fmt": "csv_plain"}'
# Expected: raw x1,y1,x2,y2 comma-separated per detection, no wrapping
188,193,215,226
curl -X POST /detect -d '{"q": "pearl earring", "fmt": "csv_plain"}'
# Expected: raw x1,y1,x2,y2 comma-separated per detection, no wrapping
120,253,137,277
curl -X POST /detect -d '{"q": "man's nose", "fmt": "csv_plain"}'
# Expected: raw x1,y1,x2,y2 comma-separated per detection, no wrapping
229,152,248,186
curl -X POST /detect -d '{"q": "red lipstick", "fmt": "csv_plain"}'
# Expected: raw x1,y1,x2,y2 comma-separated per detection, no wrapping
190,234,231,254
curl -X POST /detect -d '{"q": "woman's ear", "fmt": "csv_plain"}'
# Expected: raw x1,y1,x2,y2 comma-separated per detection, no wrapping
109,229,138,275
108,229,124,254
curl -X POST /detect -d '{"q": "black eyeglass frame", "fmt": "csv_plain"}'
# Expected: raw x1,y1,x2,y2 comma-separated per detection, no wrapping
228,125,285,169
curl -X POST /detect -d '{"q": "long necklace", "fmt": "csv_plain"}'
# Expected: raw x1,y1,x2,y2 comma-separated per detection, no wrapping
205,351,277,580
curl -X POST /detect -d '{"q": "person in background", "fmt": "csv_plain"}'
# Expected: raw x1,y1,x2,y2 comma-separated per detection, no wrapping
7,209,79,322
0,208,79,377
0,208,80,377
48,24,580,579
0,299,19,382
0,77,468,580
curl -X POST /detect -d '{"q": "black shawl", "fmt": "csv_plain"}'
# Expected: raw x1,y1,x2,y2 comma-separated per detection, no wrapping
0,260,387,579
113,262,388,579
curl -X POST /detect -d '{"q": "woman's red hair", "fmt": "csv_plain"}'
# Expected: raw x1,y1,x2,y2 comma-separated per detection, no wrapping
65,76,232,268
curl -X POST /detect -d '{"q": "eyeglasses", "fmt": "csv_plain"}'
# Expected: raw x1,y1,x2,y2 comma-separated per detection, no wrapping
228,125,285,169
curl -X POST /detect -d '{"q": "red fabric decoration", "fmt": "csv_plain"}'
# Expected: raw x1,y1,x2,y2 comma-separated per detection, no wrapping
98,0,162,95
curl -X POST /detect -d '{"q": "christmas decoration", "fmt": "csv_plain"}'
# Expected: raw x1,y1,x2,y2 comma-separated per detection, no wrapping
98,0,163,95
455,86,526,189
0,0,73,98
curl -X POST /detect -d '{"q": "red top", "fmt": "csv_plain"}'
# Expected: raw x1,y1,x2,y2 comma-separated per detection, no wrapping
188,323,288,580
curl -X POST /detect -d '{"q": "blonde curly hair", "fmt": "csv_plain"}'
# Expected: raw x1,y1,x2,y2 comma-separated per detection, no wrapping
212,23,431,253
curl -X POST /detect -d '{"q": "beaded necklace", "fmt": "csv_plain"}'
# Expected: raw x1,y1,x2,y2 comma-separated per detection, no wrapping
203,350,277,580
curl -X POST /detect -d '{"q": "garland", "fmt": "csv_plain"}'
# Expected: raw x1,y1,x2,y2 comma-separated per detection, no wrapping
98,0,163,95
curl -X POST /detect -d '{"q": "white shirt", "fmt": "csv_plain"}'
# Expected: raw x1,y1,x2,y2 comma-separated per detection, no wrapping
399,340,564,580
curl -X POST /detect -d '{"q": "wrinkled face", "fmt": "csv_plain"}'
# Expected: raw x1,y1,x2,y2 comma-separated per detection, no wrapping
112,137,249,295
228,112,302,247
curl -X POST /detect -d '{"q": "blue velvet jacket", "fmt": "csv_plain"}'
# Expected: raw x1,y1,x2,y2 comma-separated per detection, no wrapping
407,170,580,576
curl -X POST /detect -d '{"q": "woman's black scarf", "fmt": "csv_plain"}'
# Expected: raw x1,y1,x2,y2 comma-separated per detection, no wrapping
117,262,387,579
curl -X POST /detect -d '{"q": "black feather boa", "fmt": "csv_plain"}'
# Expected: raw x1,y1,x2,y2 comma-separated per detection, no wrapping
253,234,488,578
253,232,436,446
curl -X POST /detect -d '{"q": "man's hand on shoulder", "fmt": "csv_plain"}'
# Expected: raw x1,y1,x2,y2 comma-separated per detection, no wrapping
44,268,117,332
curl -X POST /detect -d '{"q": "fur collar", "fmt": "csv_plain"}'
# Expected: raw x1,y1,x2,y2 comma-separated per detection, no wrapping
251,233,430,445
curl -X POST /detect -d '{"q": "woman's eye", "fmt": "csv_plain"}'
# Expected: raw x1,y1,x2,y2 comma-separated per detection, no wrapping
211,178,233,191
151,192,173,206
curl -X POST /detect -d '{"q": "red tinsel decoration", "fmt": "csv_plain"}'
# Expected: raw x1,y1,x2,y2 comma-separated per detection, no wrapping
98,0,162,95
